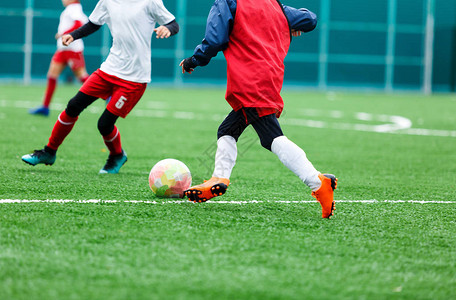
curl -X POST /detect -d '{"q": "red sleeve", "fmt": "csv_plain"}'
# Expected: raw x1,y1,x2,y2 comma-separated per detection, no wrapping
63,20,83,35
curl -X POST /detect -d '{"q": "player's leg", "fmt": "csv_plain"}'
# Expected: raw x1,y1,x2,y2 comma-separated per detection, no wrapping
22,91,98,166
97,109,127,174
29,57,66,116
70,52,89,83
213,110,248,179
250,112,321,188
22,70,110,166
251,112,337,218
73,67,89,83
96,79,147,174
47,91,98,150
185,110,247,202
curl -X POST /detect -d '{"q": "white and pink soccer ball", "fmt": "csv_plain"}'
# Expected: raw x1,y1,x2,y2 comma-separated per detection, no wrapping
148,159,192,198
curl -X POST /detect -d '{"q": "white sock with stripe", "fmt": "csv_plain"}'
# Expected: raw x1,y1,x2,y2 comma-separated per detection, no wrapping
271,136,321,191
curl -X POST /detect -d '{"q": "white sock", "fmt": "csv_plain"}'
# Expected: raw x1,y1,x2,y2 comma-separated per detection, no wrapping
212,135,237,179
271,136,321,191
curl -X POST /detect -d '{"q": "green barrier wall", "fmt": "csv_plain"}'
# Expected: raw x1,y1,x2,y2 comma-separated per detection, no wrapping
0,0,455,92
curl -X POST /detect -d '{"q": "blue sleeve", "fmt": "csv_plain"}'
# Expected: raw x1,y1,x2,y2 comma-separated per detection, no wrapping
282,6,317,32
192,0,237,67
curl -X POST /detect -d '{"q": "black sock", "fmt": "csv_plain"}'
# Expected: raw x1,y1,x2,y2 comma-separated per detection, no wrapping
44,145,56,156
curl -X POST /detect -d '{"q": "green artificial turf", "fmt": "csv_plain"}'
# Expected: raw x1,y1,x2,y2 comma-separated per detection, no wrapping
0,84,455,299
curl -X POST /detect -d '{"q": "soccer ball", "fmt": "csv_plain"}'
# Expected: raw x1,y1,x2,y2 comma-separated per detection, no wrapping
148,159,192,198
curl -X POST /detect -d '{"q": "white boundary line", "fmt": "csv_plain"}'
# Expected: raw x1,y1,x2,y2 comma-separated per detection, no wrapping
0,199,454,204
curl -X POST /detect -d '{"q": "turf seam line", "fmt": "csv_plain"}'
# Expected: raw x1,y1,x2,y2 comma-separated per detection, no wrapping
0,199,455,204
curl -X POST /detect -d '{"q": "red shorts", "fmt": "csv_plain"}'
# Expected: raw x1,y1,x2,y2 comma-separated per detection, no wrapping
52,50,85,71
80,69,147,118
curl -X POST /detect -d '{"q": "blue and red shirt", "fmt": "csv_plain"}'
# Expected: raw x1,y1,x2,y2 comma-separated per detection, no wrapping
191,0,317,117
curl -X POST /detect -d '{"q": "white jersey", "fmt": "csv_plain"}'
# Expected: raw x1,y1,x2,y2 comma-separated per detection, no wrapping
57,3,88,52
89,0,175,83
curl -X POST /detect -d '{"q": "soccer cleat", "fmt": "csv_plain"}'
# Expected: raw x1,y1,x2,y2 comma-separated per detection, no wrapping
311,173,338,219
184,177,230,202
22,149,56,166
29,106,50,116
99,150,127,174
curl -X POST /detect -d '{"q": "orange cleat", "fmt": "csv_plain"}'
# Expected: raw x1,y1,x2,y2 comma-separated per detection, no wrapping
184,177,230,203
311,173,338,219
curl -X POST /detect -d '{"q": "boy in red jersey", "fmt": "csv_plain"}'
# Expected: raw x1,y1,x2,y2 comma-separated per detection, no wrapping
180,0,337,218
30,0,90,117
22,0,179,174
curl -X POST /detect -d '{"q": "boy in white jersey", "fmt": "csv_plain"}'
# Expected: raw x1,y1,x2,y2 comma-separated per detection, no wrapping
22,0,179,174
30,0,89,117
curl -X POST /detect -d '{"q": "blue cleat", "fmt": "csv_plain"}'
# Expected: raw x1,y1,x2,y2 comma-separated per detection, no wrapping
29,106,50,116
22,149,56,166
99,150,127,174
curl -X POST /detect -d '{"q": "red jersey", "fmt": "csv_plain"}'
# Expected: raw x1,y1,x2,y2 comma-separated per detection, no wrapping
223,0,291,117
